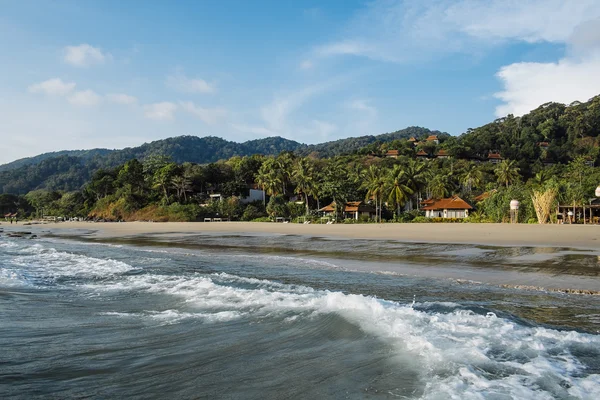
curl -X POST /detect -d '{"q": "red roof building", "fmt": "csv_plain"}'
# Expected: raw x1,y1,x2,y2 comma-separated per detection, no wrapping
422,196,473,218
385,149,400,158
318,201,376,220
426,135,439,144
416,149,429,159
487,153,504,163
436,149,450,159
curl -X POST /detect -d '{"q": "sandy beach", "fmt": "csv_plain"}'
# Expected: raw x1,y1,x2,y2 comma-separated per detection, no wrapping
5,221,600,250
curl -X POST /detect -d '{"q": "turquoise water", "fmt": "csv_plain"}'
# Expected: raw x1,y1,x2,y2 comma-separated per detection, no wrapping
1,234,600,399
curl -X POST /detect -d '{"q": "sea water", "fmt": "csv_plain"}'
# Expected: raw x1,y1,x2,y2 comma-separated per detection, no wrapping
1,234,600,399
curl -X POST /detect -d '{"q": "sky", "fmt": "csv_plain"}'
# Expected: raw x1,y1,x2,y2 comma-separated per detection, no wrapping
1,0,600,164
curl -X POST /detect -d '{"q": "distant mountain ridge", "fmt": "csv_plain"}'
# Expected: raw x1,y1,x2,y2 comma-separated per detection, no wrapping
1,126,441,172
0,126,442,194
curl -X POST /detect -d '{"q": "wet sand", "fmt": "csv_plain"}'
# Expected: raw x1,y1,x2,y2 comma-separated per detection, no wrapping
7,221,600,249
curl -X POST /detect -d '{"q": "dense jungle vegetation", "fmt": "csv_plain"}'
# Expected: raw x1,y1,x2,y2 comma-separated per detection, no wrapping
1,96,599,223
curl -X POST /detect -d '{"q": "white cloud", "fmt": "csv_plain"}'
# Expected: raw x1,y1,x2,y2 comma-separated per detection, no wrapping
106,93,138,105
180,101,227,125
494,54,600,117
166,72,216,94
494,16,600,117
68,90,102,107
316,0,600,62
64,44,110,67
144,102,177,120
28,78,76,96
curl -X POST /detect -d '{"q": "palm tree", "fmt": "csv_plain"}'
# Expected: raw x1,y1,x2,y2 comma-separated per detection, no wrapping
402,159,428,209
360,165,386,222
171,174,192,202
494,160,520,188
428,174,451,200
459,163,483,194
291,158,316,215
387,165,414,216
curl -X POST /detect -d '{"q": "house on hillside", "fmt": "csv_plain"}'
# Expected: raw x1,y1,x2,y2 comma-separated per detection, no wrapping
422,196,473,219
487,152,504,164
426,135,439,144
385,149,399,158
416,149,429,160
319,201,376,220
408,137,418,146
435,149,450,159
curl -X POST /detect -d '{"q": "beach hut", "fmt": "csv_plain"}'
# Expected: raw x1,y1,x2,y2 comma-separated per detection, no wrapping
318,201,376,220
422,196,473,219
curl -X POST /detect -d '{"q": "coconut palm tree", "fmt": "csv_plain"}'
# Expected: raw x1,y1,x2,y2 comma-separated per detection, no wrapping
171,174,192,203
402,159,429,209
494,160,521,188
428,173,451,200
387,165,414,216
291,158,316,215
459,163,483,195
255,161,282,205
360,165,386,222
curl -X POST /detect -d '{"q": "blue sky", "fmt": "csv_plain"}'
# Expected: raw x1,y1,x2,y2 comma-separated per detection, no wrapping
1,0,600,164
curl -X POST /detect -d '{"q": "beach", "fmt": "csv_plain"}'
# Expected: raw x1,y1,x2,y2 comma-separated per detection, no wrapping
9,220,600,249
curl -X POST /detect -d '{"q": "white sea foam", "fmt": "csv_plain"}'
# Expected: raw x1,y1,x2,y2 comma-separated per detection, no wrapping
8,243,134,281
91,271,600,398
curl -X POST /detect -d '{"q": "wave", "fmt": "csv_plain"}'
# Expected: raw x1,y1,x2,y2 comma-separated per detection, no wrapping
2,241,135,286
88,271,600,398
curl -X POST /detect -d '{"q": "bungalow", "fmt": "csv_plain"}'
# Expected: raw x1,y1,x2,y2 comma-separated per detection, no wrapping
487,152,504,164
435,149,450,159
385,149,400,158
426,135,439,144
422,196,473,218
408,137,418,146
416,149,429,160
319,201,376,220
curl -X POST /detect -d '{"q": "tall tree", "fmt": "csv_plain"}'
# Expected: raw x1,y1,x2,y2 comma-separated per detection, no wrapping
387,165,414,216
361,165,386,222
494,160,521,188
291,158,316,215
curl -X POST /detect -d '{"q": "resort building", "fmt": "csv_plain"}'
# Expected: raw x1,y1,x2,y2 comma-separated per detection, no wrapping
487,152,504,164
416,149,429,160
385,149,399,158
426,135,439,144
435,149,450,159
319,201,377,220
422,196,473,218
408,137,418,146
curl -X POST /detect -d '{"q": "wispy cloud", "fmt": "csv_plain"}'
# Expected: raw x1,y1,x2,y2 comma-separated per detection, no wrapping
346,99,377,117
144,102,177,120
180,101,227,125
106,93,138,105
166,72,216,94
494,16,600,116
28,78,76,96
299,60,314,70
315,0,600,62
64,44,111,67
68,90,102,107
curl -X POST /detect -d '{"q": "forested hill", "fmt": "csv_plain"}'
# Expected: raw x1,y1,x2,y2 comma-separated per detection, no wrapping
0,127,442,194
0,149,114,172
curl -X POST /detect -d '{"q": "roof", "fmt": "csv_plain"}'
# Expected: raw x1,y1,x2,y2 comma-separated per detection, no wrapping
385,149,399,156
487,153,503,160
537,142,550,147
408,137,417,142
422,196,473,211
426,135,438,141
473,189,497,202
416,150,428,156
319,201,376,213
436,149,449,157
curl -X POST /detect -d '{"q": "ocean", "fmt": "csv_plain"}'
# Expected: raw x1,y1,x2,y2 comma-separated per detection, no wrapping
1,232,600,399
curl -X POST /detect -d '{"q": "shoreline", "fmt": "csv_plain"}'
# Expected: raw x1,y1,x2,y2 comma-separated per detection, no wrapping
3,221,600,295
4,221,600,250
